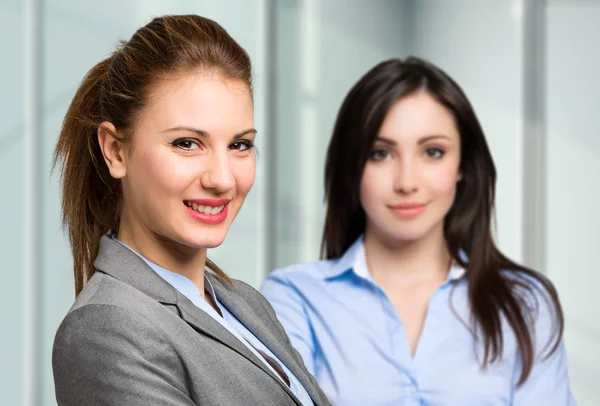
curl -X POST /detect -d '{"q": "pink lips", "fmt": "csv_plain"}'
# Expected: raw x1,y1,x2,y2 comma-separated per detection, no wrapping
184,199,230,224
389,202,427,219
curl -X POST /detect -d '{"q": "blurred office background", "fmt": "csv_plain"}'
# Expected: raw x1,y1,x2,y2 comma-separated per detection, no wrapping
1,0,597,404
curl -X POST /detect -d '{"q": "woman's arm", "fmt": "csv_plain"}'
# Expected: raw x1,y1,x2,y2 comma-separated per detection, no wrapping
52,304,197,406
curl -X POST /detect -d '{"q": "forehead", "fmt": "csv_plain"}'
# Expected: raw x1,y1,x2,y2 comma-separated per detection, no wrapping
138,72,254,134
378,92,458,142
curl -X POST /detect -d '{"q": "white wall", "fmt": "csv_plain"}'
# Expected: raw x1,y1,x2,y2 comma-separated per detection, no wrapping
0,1,25,404
409,0,525,263
546,2,600,404
272,0,410,267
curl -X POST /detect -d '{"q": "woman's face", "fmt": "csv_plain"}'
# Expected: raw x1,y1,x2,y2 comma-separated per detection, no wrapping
360,91,462,246
103,73,255,251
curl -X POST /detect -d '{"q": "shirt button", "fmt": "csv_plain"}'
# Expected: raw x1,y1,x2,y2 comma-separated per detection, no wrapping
409,385,418,393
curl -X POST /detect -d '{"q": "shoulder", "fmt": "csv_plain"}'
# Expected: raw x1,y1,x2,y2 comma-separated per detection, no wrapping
500,269,564,355
55,272,170,351
264,258,340,288
52,299,173,386
258,260,349,329
55,288,168,349
68,271,163,315
501,269,561,317
55,301,164,343
263,236,364,290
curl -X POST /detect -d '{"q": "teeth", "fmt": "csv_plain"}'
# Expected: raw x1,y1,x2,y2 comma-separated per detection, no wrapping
186,202,225,215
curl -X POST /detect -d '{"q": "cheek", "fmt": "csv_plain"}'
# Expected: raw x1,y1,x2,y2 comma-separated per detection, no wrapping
233,158,256,197
359,169,374,208
359,165,386,210
425,166,460,201
130,149,192,196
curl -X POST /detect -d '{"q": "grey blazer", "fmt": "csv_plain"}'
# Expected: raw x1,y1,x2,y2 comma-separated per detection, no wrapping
52,236,330,406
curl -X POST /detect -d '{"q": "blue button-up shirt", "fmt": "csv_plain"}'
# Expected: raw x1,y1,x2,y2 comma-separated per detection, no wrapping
261,236,575,405
113,238,313,405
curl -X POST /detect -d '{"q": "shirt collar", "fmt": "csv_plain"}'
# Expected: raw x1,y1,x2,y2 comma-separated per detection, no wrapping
447,261,466,281
322,235,365,280
323,234,466,283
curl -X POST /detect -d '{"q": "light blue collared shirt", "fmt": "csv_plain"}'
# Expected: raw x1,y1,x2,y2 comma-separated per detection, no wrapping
261,236,575,406
113,238,313,406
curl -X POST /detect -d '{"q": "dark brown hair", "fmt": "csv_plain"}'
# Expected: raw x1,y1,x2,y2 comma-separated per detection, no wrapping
54,15,252,295
321,57,563,385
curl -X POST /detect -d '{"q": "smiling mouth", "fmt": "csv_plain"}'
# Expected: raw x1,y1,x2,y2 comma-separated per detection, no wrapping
184,201,226,215
389,202,428,219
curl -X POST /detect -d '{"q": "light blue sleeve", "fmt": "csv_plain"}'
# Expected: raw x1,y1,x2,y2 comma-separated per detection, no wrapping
260,270,316,375
512,286,576,405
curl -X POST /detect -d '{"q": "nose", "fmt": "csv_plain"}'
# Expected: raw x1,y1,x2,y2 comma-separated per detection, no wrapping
393,157,419,194
200,151,235,194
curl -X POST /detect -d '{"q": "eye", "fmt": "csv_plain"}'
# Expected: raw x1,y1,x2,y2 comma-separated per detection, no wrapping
424,147,445,160
230,140,254,152
368,149,391,162
171,138,200,151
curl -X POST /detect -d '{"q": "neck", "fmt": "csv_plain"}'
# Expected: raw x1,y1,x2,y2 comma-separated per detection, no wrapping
117,214,207,296
364,224,451,287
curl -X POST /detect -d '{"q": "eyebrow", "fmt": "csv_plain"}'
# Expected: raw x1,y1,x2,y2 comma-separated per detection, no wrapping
375,134,452,145
161,126,257,139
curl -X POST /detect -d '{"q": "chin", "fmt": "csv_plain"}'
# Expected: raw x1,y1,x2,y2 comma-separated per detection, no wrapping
187,235,227,249
172,229,226,249
200,239,226,249
380,227,430,245
394,234,426,244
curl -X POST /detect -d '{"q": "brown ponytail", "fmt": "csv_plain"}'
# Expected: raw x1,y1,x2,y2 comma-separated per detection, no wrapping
53,15,251,295
53,57,119,295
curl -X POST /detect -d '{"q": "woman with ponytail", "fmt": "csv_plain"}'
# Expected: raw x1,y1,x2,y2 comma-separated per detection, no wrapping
261,57,575,405
52,15,329,406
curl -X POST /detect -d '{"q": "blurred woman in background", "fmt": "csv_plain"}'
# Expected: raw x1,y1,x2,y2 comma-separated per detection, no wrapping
262,57,574,405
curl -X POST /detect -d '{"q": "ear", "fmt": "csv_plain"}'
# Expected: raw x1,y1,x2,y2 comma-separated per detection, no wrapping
457,171,463,182
98,121,127,179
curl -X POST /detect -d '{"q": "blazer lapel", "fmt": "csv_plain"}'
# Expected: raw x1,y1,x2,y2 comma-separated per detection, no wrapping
174,290,303,405
211,276,322,406
93,236,304,405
